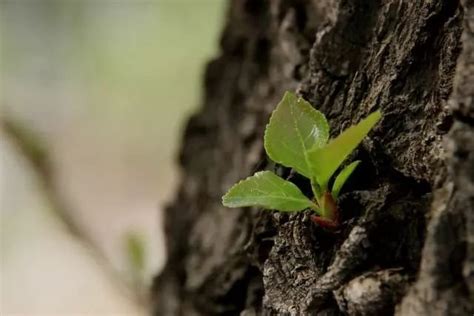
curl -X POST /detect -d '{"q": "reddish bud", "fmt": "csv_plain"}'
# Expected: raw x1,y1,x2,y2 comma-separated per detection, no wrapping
311,192,340,229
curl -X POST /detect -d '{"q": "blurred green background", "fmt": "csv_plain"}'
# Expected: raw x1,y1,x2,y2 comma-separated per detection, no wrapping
1,1,225,314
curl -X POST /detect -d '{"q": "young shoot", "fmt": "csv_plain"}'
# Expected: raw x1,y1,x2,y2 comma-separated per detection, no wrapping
222,91,381,228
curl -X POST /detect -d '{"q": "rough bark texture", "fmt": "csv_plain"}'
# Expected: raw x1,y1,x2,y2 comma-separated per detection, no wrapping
153,0,474,315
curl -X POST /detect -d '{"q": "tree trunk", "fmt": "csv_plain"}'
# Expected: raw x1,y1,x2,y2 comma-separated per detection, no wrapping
152,0,474,315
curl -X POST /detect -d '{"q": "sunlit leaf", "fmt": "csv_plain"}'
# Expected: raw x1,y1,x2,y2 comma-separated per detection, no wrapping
332,160,360,198
222,171,315,211
264,91,329,178
309,111,381,190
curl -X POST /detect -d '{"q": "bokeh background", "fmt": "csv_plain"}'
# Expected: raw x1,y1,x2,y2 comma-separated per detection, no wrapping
1,1,225,314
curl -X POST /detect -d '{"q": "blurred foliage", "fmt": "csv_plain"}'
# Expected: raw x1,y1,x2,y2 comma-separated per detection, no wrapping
125,231,146,283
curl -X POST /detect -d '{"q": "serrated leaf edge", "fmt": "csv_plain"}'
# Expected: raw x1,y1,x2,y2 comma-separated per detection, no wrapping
263,91,329,179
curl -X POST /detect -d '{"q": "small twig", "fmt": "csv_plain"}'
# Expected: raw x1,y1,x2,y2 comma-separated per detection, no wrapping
1,115,148,308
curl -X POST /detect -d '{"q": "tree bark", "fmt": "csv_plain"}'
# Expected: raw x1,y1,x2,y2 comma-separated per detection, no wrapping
152,0,474,315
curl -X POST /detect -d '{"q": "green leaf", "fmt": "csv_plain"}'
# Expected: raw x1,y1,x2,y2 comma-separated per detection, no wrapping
309,111,381,189
222,171,315,211
332,160,360,199
264,91,329,179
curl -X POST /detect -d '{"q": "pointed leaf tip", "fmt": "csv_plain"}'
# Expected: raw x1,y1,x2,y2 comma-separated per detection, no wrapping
332,160,361,198
309,110,381,189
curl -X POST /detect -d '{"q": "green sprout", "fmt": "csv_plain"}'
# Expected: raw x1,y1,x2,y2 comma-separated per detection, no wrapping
222,91,381,228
